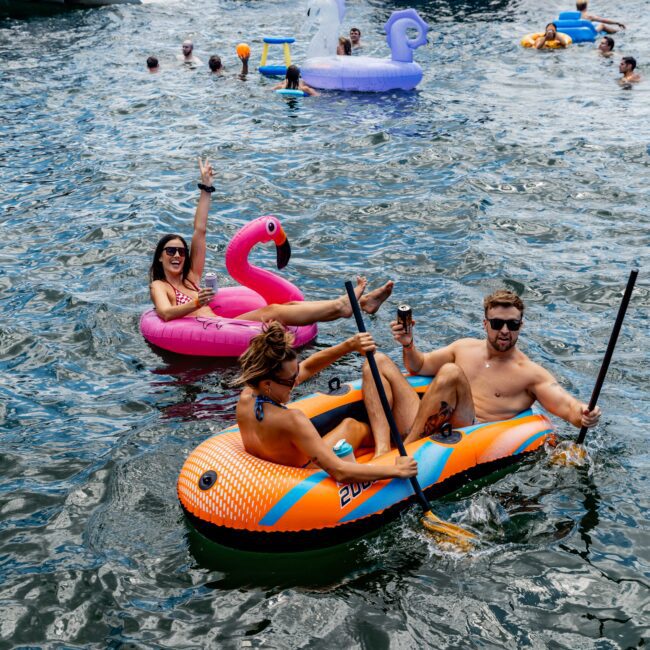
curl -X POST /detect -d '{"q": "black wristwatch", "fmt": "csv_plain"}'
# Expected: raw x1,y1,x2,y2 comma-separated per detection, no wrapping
197,183,216,193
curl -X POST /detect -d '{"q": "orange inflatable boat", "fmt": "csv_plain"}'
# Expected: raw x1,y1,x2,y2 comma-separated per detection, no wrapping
178,376,555,551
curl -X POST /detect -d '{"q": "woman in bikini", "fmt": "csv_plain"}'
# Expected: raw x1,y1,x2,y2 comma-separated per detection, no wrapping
235,323,417,483
149,158,394,324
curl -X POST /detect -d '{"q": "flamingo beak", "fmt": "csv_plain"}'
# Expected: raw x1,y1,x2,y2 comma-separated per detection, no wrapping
275,228,291,269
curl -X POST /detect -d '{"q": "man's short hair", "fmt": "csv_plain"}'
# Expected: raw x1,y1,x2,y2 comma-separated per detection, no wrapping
146,56,159,69
602,36,615,50
208,55,222,71
484,290,525,317
622,56,637,70
576,1,588,11
350,27,361,34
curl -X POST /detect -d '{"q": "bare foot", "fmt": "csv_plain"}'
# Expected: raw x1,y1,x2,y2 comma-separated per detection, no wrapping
340,276,367,317
360,280,394,315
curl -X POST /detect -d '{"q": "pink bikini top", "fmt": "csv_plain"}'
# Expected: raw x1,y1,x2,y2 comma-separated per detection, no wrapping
166,279,199,306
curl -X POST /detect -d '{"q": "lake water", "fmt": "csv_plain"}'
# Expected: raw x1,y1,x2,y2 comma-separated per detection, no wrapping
1,0,649,646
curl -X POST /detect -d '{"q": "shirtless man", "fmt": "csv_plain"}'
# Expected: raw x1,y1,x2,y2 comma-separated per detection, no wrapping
178,40,202,67
619,56,641,84
535,23,571,50
362,290,602,456
349,27,362,49
597,36,615,57
577,1,625,34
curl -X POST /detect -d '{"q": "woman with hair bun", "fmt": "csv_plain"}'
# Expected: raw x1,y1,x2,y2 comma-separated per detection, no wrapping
235,323,418,484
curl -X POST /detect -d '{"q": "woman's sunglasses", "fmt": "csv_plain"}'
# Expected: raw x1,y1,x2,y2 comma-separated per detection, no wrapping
487,318,522,331
164,246,187,257
269,365,300,387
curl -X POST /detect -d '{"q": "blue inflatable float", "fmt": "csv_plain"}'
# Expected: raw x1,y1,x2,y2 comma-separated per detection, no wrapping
553,11,597,43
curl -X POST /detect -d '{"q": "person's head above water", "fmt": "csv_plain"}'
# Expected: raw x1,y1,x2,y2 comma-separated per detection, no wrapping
208,55,223,72
349,27,361,45
235,323,298,393
545,23,558,38
576,0,588,11
146,56,159,71
182,40,194,56
150,234,191,283
337,36,352,55
285,64,301,89
620,56,637,72
598,36,615,53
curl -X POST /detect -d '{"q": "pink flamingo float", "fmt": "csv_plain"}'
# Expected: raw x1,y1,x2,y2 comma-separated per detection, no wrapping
140,216,318,357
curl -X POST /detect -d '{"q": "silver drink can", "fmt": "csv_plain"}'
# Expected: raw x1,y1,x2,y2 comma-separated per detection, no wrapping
397,304,412,334
204,272,218,292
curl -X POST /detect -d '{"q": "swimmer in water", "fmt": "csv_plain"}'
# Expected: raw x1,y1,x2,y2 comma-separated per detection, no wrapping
619,56,641,84
208,53,249,78
272,64,319,96
337,36,352,55
534,23,571,49
146,56,159,72
597,36,614,57
178,40,202,67
349,27,362,49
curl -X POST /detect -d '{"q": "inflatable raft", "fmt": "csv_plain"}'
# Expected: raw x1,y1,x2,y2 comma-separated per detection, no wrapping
140,216,317,357
178,376,555,551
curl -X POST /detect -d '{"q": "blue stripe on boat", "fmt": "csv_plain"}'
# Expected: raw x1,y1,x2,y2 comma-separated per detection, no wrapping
259,471,329,527
462,408,535,435
338,442,454,523
513,429,553,455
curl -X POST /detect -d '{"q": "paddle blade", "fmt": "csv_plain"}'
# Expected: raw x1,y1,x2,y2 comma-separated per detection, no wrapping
421,510,477,552
549,440,589,467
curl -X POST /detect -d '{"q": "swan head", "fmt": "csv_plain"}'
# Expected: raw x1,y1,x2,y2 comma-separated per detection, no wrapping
261,216,291,269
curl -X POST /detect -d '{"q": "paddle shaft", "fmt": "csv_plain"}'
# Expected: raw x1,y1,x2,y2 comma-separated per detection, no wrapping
344,281,433,514
577,269,638,444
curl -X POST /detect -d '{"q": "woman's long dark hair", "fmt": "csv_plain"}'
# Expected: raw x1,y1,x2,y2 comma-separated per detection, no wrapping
286,64,300,90
149,233,191,283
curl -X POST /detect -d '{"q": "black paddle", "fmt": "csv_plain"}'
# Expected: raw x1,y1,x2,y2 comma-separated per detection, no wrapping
577,269,638,444
344,281,476,547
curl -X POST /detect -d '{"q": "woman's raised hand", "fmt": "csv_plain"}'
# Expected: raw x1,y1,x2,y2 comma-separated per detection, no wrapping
198,157,214,187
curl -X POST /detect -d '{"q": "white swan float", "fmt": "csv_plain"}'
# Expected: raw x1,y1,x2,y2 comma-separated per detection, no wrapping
300,0,429,92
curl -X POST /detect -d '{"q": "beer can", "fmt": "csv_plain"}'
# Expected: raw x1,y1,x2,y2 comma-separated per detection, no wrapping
397,304,412,334
204,272,218,292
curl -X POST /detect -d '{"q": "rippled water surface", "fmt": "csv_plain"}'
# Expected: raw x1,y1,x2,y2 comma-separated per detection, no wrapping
1,0,649,646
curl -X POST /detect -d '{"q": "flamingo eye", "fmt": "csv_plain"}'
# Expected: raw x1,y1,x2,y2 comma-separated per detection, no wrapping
266,220,276,235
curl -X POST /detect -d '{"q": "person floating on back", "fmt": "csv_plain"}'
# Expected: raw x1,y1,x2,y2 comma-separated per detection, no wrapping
619,56,641,84
597,36,615,57
272,64,319,96
535,23,571,49
577,1,626,34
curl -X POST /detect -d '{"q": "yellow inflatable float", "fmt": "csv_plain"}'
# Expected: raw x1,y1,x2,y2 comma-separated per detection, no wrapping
521,32,572,48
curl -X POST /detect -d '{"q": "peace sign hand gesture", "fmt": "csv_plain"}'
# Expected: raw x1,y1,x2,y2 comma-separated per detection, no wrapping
198,157,214,187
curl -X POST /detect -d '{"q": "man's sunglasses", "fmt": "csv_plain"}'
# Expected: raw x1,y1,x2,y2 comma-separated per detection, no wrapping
164,246,187,257
268,365,300,387
487,318,522,331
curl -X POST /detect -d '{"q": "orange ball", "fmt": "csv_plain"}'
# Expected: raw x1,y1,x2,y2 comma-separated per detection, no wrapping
236,43,251,58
